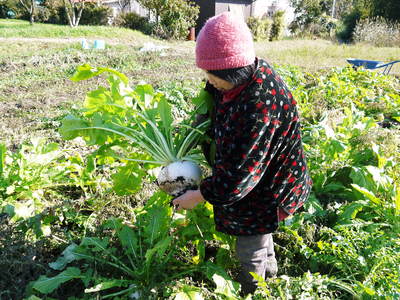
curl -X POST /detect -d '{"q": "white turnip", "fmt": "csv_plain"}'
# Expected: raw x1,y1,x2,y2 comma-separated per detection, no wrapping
156,161,202,197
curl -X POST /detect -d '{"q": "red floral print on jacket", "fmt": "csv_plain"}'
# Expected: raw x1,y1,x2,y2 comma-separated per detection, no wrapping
200,58,312,236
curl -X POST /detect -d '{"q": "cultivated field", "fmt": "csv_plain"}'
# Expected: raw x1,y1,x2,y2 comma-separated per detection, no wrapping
1,19,399,299
1,19,400,144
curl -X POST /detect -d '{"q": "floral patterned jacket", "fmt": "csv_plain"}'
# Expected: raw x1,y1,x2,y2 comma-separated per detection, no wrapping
199,58,312,236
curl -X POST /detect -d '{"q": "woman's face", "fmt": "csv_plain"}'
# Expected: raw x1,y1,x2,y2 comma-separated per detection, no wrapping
204,71,235,92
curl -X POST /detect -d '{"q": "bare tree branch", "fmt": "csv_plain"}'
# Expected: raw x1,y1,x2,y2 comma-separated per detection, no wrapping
117,0,130,11
75,1,85,25
63,0,85,27
19,0,36,24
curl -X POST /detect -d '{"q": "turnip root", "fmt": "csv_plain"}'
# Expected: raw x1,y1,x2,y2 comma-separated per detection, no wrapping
157,161,202,197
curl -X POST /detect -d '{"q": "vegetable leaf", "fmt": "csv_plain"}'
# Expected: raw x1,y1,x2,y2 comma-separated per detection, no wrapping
0,143,6,177
135,84,155,108
338,201,366,222
49,243,79,271
84,280,129,293
351,184,381,205
118,224,139,257
111,162,145,195
158,96,173,136
192,89,213,115
71,64,128,84
143,206,169,245
80,237,109,252
33,267,81,294
205,262,239,299
59,115,91,141
174,286,204,300
145,236,172,264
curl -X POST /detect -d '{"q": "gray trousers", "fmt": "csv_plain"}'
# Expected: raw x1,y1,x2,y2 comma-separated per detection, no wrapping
235,233,278,295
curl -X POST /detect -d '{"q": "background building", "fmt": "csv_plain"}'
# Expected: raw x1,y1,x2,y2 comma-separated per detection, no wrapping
194,0,295,34
102,0,295,35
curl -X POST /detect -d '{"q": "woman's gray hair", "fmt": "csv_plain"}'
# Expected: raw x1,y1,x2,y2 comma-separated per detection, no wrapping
207,61,256,87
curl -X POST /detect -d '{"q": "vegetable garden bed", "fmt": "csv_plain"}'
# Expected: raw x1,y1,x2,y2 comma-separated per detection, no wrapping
1,64,399,299
0,30,399,298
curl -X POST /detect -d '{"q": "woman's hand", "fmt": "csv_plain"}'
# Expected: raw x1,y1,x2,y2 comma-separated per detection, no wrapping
172,189,205,210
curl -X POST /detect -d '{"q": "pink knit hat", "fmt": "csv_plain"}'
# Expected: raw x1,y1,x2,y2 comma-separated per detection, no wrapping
196,12,255,70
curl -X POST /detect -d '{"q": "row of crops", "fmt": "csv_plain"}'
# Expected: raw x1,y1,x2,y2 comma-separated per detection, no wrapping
1,65,399,299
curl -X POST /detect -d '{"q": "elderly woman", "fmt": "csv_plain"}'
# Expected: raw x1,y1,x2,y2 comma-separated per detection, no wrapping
173,12,312,294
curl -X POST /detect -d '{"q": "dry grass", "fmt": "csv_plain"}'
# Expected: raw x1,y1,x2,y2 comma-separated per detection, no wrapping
353,17,400,48
256,39,400,74
0,37,199,144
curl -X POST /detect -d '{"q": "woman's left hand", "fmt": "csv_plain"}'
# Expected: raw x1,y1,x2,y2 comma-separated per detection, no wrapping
172,189,205,210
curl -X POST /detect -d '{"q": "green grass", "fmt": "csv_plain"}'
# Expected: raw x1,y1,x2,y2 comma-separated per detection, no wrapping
0,18,152,39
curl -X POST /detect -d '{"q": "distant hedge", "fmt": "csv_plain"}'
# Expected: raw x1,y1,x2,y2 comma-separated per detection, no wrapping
16,2,112,26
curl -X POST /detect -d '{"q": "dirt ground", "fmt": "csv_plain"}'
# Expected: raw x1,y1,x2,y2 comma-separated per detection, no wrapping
0,37,201,146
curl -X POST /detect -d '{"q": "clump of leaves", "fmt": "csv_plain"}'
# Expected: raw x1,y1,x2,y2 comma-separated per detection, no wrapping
60,64,211,166
282,66,400,124
0,138,100,239
252,271,354,299
29,193,242,299
274,95,400,297
30,193,178,298
247,16,272,41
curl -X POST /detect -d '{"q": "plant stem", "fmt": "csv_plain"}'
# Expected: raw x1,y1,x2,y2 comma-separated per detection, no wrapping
102,286,137,299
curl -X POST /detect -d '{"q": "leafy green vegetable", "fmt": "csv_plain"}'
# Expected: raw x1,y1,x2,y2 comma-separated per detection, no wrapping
0,143,5,177
61,65,210,167
84,280,130,293
49,243,79,271
71,64,128,84
33,267,82,294
192,89,214,115
21,64,400,299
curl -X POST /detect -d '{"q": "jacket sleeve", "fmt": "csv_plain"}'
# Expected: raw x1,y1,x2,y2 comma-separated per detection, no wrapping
200,97,278,207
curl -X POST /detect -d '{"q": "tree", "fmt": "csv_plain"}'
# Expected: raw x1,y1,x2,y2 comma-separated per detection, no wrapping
117,0,130,12
290,0,357,22
335,0,372,41
331,0,354,19
290,0,330,29
136,0,164,25
270,10,285,41
0,0,17,18
63,0,85,27
158,0,199,39
137,0,199,39
19,0,35,24
289,0,338,36
371,0,400,22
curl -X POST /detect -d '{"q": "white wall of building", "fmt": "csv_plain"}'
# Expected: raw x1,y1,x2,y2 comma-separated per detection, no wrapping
129,0,148,16
215,2,252,19
215,1,295,30
251,0,271,18
252,0,295,35
275,0,295,29
103,0,148,18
